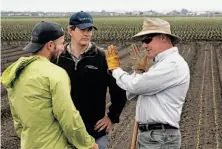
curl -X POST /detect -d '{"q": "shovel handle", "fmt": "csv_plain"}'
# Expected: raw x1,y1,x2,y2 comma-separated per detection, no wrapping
130,119,138,149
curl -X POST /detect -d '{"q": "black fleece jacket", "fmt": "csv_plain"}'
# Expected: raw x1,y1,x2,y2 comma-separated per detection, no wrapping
54,42,127,139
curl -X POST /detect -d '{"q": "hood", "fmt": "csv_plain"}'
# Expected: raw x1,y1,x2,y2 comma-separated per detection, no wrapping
1,56,40,89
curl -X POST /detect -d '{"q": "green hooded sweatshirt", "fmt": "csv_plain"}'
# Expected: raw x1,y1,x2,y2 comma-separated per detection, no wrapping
1,56,95,149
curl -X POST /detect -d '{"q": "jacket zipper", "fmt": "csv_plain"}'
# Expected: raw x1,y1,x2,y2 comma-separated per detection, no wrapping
73,55,96,70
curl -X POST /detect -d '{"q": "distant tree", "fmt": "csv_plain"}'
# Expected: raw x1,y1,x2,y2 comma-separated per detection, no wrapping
181,9,189,14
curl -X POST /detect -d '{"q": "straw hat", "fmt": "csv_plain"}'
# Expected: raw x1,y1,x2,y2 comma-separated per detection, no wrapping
132,18,181,44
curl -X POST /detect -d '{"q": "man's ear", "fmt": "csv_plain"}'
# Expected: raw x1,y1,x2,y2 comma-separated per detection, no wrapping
45,41,54,50
160,34,166,40
161,35,169,42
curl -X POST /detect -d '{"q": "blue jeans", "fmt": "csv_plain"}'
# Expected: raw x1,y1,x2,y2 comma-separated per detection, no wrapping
137,128,181,149
96,135,108,149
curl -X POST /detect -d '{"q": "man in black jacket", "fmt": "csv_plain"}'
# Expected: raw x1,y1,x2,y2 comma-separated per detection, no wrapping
54,11,127,149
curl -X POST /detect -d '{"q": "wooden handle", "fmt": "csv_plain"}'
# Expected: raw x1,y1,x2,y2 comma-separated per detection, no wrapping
130,119,138,149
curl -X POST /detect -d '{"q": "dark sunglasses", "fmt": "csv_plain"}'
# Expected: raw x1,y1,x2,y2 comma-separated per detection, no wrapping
141,34,160,44
142,36,154,44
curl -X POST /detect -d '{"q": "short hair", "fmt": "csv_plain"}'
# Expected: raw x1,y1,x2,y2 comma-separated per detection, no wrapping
68,25,76,30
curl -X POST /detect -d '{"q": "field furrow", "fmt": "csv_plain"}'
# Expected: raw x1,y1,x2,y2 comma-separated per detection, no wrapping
1,41,222,149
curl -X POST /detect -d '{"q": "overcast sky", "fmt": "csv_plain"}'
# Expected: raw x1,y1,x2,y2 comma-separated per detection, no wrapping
2,0,222,12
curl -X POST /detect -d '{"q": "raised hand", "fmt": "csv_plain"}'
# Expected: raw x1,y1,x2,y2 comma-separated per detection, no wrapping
130,44,149,72
105,45,120,70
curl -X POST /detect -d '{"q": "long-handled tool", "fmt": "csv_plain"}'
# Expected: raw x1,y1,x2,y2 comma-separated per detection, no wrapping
130,118,138,149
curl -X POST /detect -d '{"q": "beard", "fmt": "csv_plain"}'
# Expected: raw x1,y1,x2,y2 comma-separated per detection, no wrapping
50,46,60,63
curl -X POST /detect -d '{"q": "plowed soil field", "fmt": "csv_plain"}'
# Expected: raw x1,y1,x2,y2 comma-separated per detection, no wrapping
1,41,222,149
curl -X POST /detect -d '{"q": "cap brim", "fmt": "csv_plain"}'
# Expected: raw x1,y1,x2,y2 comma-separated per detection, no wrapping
132,30,181,44
76,23,98,30
23,42,44,53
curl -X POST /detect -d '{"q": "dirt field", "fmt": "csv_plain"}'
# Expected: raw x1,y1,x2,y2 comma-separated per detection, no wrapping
1,41,222,149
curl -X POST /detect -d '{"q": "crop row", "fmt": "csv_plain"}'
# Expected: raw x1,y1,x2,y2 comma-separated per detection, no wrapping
1,17,222,41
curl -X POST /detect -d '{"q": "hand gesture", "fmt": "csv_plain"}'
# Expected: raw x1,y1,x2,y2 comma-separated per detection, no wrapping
105,45,120,70
130,44,149,72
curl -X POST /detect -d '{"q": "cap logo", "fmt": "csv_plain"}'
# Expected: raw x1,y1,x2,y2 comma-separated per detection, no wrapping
79,17,92,22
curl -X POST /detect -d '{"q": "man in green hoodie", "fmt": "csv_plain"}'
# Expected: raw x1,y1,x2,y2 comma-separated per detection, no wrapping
1,21,98,149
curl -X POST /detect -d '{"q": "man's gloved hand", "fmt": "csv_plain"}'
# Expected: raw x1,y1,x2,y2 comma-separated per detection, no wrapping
130,44,149,72
105,45,120,70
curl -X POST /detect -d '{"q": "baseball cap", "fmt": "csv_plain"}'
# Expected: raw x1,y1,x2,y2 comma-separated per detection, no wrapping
69,11,97,30
23,21,65,53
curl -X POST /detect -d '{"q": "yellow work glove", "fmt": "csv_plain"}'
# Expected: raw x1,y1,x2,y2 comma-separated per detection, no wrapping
130,44,150,72
105,45,120,70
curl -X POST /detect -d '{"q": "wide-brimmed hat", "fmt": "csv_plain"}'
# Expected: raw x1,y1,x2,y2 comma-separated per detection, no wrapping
132,18,181,44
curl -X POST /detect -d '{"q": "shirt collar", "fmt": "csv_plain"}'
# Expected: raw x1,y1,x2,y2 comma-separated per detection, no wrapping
154,47,178,62
67,42,92,55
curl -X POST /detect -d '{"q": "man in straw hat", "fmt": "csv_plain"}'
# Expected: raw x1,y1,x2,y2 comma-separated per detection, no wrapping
1,21,98,149
105,18,190,149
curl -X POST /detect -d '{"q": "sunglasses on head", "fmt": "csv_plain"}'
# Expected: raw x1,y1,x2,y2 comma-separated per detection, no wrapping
141,34,160,44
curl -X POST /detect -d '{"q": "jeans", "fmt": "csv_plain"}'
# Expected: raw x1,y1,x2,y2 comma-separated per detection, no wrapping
137,128,181,149
96,135,108,149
